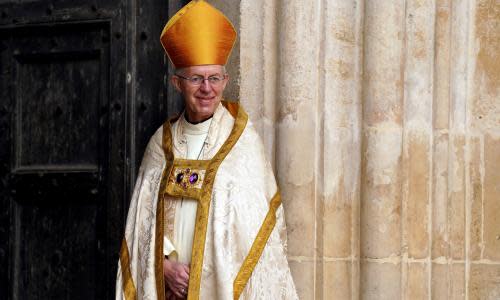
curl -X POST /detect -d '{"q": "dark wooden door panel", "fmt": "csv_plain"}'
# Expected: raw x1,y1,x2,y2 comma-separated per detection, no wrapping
12,200,101,299
15,51,101,170
0,0,184,299
1,21,111,300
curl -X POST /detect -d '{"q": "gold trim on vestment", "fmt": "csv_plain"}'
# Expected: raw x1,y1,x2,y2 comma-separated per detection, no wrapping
119,238,137,300
221,101,239,118
233,191,282,299
155,124,175,300
156,101,248,300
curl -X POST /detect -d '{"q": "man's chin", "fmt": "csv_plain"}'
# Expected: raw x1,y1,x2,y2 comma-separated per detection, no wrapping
190,104,216,117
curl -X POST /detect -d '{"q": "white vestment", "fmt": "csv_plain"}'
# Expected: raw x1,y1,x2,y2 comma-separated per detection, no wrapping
116,102,298,300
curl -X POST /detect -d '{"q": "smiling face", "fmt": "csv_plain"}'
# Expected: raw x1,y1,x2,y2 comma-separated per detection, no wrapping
171,64,229,123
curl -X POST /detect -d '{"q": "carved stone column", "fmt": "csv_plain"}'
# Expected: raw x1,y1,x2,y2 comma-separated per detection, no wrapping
222,0,500,298
239,0,363,298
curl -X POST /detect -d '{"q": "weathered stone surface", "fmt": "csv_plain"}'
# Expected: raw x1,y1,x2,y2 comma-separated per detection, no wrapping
471,0,500,132
282,182,316,257
449,135,466,259
361,262,401,299
431,263,448,299
469,264,500,300
322,128,359,259
234,0,500,298
404,132,430,259
449,0,468,132
402,0,434,262
275,0,320,263
404,0,434,130
433,3,451,130
483,134,500,260
289,260,315,300
431,263,466,299
451,264,466,299
361,128,402,258
362,1,404,126
323,261,353,300
469,136,483,260
321,0,362,262
324,194,352,258
407,263,428,299
432,132,449,259
239,0,279,164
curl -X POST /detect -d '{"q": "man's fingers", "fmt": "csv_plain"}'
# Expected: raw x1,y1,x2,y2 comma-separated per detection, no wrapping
176,269,189,282
173,286,187,299
164,262,189,298
180,264,190,280
175,278,188,289
178,272,189,282
174,269,188,282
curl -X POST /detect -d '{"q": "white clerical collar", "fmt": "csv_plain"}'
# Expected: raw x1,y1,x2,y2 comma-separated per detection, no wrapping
181,114,212,135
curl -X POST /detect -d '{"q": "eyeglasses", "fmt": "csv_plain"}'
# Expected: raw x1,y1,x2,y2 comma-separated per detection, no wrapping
175,74,226,86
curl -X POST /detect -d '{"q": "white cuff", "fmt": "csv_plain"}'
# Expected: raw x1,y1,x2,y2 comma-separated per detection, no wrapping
163,236,176,257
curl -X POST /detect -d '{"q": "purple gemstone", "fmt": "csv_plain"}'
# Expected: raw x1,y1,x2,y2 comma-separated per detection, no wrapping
189,173,199,184
176,173,184,183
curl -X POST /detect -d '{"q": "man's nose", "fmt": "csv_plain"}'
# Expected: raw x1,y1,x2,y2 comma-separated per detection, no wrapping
199,79,211,92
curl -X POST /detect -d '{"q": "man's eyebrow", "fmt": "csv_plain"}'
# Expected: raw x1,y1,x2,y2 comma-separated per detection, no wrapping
188,73,223,77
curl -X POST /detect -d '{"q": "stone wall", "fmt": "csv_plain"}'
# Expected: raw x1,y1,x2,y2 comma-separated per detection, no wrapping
214,0,500,298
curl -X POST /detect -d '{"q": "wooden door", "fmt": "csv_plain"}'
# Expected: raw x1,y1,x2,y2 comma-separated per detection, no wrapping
0,0,183,299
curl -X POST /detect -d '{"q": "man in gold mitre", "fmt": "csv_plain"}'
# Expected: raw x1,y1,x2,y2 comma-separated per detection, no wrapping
115,1,298,299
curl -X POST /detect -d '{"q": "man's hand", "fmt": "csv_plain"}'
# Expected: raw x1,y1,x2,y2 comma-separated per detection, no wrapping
163,257,190,299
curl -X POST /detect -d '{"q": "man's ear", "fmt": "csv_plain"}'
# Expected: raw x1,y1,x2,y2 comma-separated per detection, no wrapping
170,76,182,93
221,74,229,91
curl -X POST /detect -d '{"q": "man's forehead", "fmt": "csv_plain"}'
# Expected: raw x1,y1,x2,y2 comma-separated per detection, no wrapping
181,65,225,75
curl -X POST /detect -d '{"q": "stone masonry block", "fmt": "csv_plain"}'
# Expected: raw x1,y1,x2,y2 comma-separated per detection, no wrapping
361,128,402,258
289,260,315,300
469,264,500,300
324,261,353,300
361,261,401,300
405,132,430,258
483,134,500,260
407,262,428,300
432,132,449,258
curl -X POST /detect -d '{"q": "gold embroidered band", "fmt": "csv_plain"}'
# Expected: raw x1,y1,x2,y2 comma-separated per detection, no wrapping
119,238,137,300
155,124,175,300
233,191,282,299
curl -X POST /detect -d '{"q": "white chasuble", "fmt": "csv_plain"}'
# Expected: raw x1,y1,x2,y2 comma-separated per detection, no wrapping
116,102,298,300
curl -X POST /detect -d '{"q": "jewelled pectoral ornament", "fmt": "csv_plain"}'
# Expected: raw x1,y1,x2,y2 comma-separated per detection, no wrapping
174,168,204,189
165,159,210,199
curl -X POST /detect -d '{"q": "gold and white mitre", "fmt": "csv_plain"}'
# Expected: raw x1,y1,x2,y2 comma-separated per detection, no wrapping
160,0,237,68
